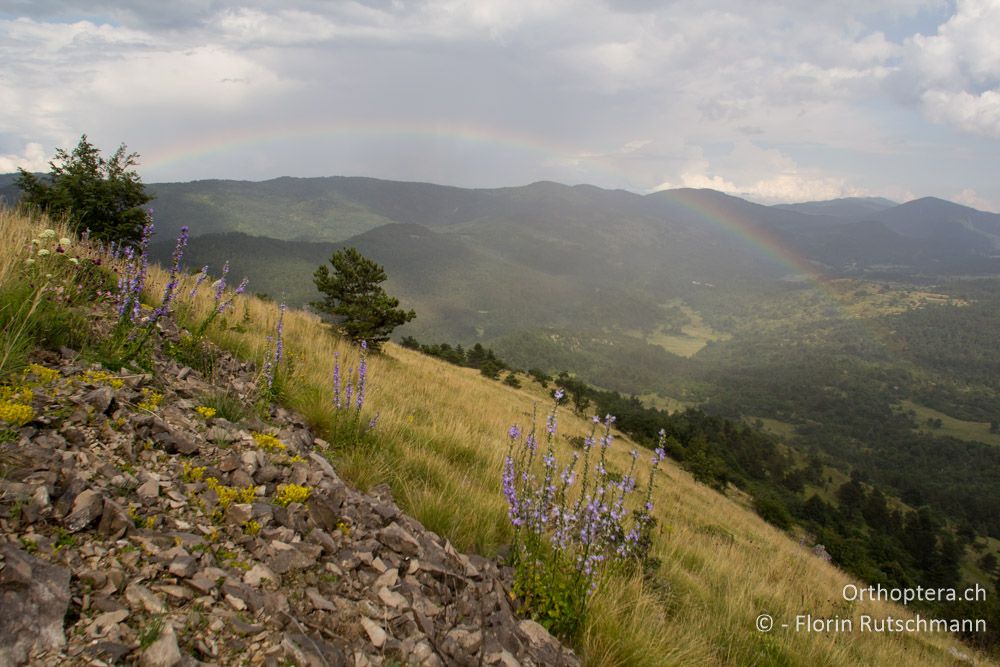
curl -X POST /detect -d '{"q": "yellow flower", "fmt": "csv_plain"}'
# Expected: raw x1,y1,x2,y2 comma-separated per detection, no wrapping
275,484,311,507
195,406,216,419
81,370,124,390
252,432,286,452
0,386,33,404
137,388,163,412
0,401,34,426
205,477,255,509
26,364,59,385
182,462,206,482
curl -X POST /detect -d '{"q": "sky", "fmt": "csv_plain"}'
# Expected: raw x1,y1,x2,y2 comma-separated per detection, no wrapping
1,0,999,210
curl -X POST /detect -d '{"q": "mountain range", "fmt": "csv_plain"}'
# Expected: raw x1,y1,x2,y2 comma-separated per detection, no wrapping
132,177,998,336
5,173,1000,353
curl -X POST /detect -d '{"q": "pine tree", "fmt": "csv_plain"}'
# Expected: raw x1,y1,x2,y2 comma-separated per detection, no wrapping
312,247,415,349
16,135,152,245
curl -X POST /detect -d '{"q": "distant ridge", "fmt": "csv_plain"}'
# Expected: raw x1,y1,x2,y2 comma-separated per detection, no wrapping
774,196,898,220
7,171,1000,279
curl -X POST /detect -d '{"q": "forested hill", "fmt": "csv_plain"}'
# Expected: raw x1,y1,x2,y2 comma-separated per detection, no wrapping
130,176,1000,277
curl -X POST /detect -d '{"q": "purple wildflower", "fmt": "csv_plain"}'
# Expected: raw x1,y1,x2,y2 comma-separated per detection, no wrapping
214,261,229,304
274,303,286,366
333,352,341,409
356,341,367,412
502,456,521,527
260,305,285,394
189,265,209,299
652,447,666,465
217,276,249,314
111,218,154,324
149,226,188,324
501,404,659,613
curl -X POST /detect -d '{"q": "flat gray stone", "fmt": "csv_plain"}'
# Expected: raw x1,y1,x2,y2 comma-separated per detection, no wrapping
0,545,71,665
139,622,182,667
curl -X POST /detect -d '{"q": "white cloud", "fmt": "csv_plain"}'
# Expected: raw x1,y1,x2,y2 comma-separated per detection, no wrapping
662,171,860,204
654,141,866,204
902,0,1000,137
89,46,291,110
921,89,1000,138
0,142,50,173
952,187,999,213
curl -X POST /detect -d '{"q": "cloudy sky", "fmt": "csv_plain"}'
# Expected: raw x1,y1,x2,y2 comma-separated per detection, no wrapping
2,0,999,209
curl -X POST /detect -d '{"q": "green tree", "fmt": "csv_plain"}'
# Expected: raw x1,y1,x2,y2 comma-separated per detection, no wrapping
16,135,152,245
312,247,415,349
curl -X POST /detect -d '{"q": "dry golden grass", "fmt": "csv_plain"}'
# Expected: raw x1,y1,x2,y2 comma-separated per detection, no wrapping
2,210,990,666
0,208,73,288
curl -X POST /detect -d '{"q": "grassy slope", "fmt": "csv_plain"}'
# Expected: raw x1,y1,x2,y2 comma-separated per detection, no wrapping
902,399,1000,448
134,254,994,665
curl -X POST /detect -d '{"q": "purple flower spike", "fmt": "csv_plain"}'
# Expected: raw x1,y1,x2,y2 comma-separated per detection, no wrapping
333,352,341,409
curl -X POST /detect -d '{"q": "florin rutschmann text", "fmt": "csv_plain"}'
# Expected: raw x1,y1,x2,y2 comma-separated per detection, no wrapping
792,613,985,634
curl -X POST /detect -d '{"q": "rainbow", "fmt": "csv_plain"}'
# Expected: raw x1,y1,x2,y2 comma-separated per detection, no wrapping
652,187,893,341
140,119,583,178
657,187,825,281
141,124,886,341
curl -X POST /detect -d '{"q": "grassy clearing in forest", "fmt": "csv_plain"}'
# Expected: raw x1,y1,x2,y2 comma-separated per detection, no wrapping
901,399,1000,448
631,301,731,358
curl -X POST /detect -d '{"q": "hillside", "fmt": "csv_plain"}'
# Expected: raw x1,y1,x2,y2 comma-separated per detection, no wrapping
1,209,993,665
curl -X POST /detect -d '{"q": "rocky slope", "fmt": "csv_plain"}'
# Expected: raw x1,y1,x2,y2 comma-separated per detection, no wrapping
0,316,577,666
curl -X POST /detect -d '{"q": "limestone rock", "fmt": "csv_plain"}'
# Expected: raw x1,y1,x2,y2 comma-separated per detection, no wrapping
64,488,104,532
0,544,71,665
139,621,182,667
378,522,422,557
82,385,115,413
359,617,387,648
